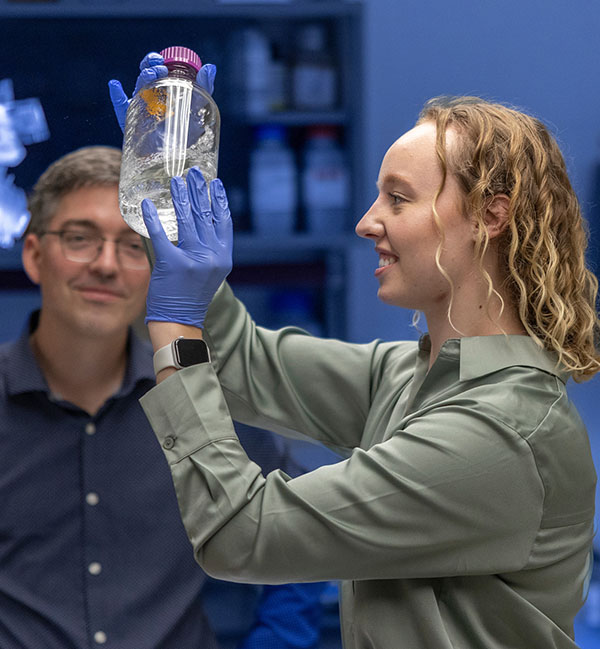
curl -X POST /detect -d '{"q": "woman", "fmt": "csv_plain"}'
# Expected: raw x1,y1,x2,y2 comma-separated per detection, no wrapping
138,97,599,649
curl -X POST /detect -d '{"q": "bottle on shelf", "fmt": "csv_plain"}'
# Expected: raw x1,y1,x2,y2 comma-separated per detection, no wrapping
228,28,272,118
292,23,337,111
268,42,289,113
301,125,350,234
119,45,220,242
249,124,298,235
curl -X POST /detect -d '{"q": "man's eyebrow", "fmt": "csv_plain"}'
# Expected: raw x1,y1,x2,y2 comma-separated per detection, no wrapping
59,219,98,230
58,220,141,238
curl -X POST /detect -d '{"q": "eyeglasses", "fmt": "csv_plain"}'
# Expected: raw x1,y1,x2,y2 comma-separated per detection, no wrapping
41,229,149,270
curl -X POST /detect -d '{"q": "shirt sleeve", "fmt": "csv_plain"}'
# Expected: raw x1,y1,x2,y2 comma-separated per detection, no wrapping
203,282,391,452
140,362,544,585
234,426,329,649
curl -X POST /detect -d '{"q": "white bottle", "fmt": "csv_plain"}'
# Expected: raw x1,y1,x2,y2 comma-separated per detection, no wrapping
292,24,336,111
301,125,349,233
249,125,297,234
229,29,271,117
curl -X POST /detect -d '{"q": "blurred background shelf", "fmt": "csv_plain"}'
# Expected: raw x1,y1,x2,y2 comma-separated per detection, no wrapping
0,0,365,343
0,1,361,19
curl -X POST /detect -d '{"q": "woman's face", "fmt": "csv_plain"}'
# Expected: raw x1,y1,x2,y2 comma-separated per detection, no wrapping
355,121,477,314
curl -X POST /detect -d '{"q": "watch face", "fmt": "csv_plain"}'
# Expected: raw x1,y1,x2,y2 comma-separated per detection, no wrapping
174,339,210,366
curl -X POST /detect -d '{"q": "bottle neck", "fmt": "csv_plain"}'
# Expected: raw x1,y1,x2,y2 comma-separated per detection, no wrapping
166,62,197,82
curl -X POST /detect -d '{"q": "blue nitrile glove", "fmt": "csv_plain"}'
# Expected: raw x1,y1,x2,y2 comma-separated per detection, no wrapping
141,166,232,328
108,52,216,133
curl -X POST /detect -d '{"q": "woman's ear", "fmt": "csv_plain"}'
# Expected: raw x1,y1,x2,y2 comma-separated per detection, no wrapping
22,233,42,285
483,194,510,240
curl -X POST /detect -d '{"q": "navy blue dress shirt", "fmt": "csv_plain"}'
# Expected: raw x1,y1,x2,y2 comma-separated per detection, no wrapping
0,314,325,649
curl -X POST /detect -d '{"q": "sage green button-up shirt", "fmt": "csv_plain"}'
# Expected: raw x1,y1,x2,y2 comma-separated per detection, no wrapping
140,283,596,649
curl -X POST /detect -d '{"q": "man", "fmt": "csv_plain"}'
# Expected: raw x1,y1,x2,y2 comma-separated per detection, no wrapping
0,145,325,649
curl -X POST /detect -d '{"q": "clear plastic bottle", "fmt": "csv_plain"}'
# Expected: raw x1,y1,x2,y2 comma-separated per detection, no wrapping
249,125,297,234
301,125,350,233
119,46,220,241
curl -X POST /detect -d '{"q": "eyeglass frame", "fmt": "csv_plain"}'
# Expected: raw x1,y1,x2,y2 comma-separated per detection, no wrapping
39,228,150,270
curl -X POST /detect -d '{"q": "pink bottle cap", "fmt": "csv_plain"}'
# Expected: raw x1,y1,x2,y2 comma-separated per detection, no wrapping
159,46,202,72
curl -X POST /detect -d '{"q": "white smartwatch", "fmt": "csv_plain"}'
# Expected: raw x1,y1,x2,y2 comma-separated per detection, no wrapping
153,337,211,375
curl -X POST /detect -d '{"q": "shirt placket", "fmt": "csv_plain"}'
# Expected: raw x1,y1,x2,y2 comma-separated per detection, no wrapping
81,416,109,647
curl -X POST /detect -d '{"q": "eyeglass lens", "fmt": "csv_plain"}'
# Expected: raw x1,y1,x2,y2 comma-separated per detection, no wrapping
55,230,148,269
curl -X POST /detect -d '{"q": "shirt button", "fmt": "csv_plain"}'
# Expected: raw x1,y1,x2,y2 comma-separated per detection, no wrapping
85,422,96,435
163,435,176,450
86,492,100,506
88,562,102,575
94,630,107,644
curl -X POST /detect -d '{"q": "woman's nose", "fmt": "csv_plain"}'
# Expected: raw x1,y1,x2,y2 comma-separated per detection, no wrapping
355,201,383,239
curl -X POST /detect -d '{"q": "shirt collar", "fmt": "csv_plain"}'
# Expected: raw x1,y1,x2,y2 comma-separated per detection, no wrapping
418,333,569,383
4,311,155,398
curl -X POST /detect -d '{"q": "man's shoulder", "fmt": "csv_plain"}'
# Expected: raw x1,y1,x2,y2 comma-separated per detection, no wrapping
0,338,21,399
0,337,19,353
0,312,34,369
123,330,156,389
0,337,22,371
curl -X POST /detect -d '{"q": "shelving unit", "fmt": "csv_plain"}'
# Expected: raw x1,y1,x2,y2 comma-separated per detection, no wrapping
0,1,364,340
0,5,361,646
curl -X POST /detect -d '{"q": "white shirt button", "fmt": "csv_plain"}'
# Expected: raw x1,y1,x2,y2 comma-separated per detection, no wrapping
94,630,107,644
85,422,96,435
86,492,99,506
88,562,102,575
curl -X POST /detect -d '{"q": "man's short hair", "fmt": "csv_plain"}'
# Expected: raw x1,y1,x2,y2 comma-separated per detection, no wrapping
27,146,122,235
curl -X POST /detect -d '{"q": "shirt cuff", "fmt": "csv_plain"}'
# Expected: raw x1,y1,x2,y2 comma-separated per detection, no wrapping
140,363,238,464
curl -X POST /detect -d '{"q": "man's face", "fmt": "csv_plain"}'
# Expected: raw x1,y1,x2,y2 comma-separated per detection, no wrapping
22,185,150,339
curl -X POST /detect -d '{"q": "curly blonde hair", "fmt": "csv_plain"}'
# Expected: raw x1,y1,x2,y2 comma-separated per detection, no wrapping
416,96,600,382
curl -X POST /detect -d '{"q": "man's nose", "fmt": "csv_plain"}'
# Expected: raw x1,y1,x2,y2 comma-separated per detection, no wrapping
88,240,120,274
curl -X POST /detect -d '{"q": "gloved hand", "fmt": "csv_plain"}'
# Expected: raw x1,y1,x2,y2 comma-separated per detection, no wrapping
141,166,232,328
108,52,216,132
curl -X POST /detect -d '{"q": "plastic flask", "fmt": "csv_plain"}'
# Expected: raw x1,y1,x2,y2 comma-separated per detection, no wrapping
301,125,349,233
249,125,297,234
119,46,220,241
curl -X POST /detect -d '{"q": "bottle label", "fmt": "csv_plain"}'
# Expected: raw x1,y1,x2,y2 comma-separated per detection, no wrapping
251,167,297,211
303,166,349,209
293,66,336,109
